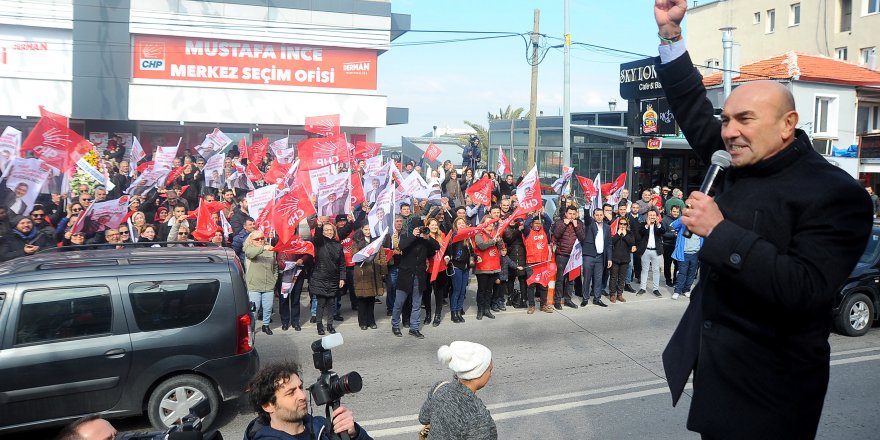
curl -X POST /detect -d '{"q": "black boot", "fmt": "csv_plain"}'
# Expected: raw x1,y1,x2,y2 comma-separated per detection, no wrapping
327,323,336,334
424,313,432,325
476,307,484,320
432,312,442,327
317,322,325,335
458,310,465,323
483,307,496,319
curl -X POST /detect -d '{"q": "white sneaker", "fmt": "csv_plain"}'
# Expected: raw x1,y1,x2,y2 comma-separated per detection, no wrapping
671,293,680,300
684,292,691,298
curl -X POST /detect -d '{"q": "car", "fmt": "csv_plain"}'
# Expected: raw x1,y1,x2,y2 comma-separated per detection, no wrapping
0,246,259,434
832,226,880,336
541,195,558,220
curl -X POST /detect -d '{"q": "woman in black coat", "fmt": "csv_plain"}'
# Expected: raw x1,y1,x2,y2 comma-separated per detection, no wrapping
309,222,346,335
609,219,636,303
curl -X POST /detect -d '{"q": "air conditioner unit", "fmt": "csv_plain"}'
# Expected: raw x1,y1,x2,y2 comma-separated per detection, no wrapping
812,138,832,155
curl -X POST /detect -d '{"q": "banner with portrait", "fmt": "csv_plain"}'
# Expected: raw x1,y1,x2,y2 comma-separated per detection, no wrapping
3,157,52,216
316,172,350,217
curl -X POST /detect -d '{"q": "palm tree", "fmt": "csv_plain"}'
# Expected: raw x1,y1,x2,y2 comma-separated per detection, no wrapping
462,105,526,169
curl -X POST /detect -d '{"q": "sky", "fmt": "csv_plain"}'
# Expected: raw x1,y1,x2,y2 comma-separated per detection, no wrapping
375,0,678,145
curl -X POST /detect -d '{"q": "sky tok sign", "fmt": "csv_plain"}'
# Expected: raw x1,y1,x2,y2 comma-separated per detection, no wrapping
132,36,377,90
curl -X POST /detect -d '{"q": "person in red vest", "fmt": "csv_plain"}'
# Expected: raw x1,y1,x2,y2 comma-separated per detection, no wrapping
523,213,554,314
474,220,503,320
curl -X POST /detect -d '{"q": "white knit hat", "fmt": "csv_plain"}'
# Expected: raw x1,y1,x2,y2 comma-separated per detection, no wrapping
437,341,492,380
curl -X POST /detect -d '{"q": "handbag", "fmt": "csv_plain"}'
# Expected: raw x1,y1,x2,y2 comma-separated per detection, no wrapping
418,381,449,440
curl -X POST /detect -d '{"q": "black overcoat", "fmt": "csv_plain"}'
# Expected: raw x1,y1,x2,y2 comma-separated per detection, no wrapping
657,51,873,439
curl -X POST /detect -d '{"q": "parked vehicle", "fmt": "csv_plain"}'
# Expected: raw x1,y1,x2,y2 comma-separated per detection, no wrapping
832,226,880,336
0,247,259,433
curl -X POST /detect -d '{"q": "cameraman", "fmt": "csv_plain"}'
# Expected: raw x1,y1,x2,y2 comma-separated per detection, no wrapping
245,361,373,440
54,415,117,440
462,135,481,170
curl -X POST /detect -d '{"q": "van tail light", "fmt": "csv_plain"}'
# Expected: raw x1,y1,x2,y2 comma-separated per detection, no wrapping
236,313,253,354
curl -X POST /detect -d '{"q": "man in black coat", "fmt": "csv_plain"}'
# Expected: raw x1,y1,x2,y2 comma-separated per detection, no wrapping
0,215,55,261
390,221,440,339
654,2,873,438
580,207,612,307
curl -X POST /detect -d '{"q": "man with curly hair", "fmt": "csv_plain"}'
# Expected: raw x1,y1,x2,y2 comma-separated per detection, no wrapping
243,361,373,440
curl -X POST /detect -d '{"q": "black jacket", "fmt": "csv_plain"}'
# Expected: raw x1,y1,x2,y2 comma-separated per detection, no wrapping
635,221,664,256
309,234,345,298
610,232,635,264
396,222,440,294
657,51,873,439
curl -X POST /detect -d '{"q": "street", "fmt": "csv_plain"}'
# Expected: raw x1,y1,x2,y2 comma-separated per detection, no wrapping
7,282,880,440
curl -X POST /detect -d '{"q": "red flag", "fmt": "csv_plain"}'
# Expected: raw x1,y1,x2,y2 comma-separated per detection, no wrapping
20,116,91,172
609,172,627,195
255,198,276,236
192,199,220,242
272,183,317,243
495,206,529,238
527,260,555,287
517,177,543,212
423,142,441,162
304,114,340,137
610,217,620,236
40,106,69,126
245,161,264,182
451,218,499,243
273,236,315,256
383,248,395,263
577,175,597,199
430,231,453,282
296,136,350,170
136,161,154,173
264,161,291,185
497,146,510,176
248,139,268,163
238,137,248,160
353,141,382,161
350,173,365,207
164,166,186,187
465,176,494,207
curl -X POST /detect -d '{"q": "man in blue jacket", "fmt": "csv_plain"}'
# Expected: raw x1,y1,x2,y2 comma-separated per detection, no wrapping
244,362,372,440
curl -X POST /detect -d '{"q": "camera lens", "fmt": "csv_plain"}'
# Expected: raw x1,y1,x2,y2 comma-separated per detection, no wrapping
331,371,362,397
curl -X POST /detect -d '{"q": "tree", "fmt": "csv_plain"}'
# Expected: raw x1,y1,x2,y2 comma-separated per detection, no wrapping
488,105,527,121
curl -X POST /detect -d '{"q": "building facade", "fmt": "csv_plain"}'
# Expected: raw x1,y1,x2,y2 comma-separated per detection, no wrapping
688,0,879,72
0,0,408,154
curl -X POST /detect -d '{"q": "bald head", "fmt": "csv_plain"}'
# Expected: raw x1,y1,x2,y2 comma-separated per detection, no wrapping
721,80,799,168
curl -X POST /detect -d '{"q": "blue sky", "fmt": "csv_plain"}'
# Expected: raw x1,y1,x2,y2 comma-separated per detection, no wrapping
376,1,672,145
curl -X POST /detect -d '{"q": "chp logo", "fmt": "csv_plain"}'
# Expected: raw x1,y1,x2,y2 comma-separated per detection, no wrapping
138,42,165,71
342,60,371,76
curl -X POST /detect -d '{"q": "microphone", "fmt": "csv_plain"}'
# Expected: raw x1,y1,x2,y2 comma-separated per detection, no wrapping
684,150,732,238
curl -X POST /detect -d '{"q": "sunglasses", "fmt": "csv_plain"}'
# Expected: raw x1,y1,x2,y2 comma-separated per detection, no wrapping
253,237,265,241
81,198,93,201
619,222,628,226
71,208,83,212
31,213,44,217
178,232,189,236
72,233,85,237
119,231,130,235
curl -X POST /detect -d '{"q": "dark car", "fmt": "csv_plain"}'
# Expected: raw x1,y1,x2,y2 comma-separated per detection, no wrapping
832,226,880,336
0,247,259,434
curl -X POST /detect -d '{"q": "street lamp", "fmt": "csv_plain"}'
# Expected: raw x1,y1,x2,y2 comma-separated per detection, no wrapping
608,98,617,112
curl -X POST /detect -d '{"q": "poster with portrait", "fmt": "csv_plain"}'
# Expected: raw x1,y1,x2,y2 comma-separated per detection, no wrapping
3,158,52,216
368,185,394,237
89,132,109,152
316,172,351,217
0,126,22,173
80,196,129,234
246,184,277,220
203,153,225,189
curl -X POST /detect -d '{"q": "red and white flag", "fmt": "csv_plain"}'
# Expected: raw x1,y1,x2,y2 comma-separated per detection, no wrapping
516,165,543,212
129,136,146,171
430,231,453,282
497,146,510,176
248,138,268,163
272,182,316,243
164,166,186,187
20,115,91,172
192,199,221,242
273,236,315,256
465,175,494,207
245,161,264,182
451,218,499,243
296,136,349,170
494,206,529,238
563,239,583,281
527,259,556,287
304,114,340,138
40,106,68,126
591,173,602,210
237,138,248,161
576,175,597,199
604,172,628,205
352,141,382,161
352,233,387,263
552,166,574,195
423,142,442,162
264,161,292,185
270,137,296,164
349,172,365,208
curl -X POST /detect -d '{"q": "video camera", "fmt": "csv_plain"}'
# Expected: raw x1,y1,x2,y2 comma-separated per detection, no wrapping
308,333,362,440
118,399,221,440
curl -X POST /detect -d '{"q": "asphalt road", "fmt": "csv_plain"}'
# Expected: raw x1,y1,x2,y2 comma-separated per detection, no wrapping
8,281,880,439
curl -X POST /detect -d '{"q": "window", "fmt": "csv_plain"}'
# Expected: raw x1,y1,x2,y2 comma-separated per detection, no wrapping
754,11,762,24
866,0,879,14
813,95,839,137
836,47,849,60
129,280,219,331
16,286,112,345
790,3,801,25
860,47,876,66
858,105,880,133
812,138,833,155
840,0,852,31
705,58,721,72
766,9,777,32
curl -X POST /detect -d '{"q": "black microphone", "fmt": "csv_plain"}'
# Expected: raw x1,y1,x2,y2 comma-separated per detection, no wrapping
684,150,732,238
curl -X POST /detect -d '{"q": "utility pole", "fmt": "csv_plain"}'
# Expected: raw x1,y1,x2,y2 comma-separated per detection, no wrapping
562,0,571,169
527,9,540,170
721,27,736,101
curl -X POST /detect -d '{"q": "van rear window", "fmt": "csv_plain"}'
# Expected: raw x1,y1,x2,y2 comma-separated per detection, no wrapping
128,280,220,331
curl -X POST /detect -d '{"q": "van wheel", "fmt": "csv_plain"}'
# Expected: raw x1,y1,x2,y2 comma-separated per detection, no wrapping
835,293,874,337
147,374,219,431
